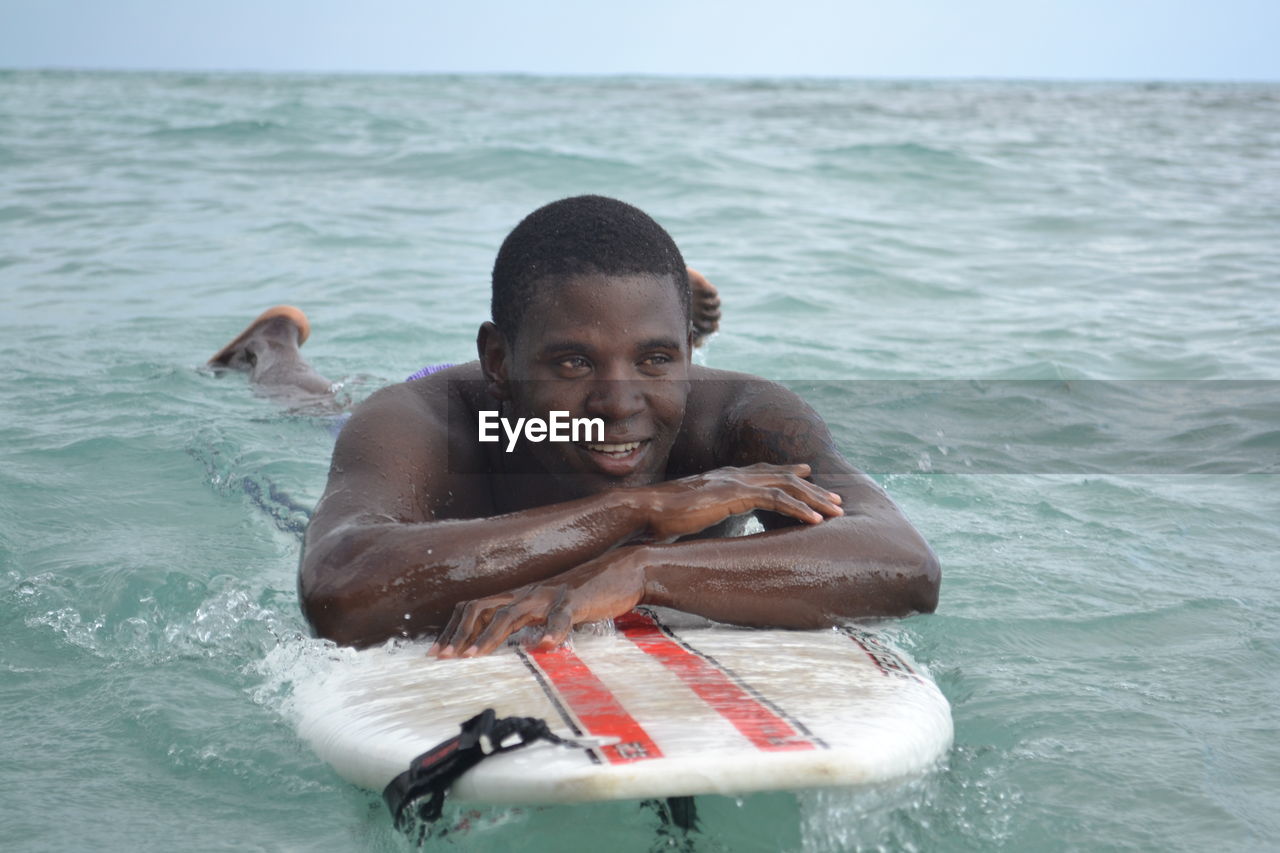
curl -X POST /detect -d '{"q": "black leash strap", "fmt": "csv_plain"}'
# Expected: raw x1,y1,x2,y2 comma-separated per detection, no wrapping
382,708,571,829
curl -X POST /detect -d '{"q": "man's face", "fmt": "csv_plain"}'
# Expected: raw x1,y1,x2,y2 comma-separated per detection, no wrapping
502,272,691,496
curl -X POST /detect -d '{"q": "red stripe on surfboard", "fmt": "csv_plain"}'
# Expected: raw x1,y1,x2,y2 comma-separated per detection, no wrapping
615,610,817,752
526,644,662,764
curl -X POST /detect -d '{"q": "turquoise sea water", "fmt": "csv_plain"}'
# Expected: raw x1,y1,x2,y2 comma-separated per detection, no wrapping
2,71,1278,851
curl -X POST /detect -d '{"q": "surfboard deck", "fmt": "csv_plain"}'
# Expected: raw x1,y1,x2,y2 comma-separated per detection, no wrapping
294,608,952,805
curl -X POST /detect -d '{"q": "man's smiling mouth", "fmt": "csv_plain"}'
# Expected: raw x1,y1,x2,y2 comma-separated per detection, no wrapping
575,439,652,476
583,440,643,457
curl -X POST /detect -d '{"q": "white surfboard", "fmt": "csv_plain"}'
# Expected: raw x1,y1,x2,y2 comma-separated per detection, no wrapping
294,608,952,805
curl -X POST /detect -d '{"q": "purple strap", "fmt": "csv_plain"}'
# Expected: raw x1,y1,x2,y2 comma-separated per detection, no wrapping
404,363,455,382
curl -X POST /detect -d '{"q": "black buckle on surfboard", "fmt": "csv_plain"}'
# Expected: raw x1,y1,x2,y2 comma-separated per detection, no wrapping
383,708,567,829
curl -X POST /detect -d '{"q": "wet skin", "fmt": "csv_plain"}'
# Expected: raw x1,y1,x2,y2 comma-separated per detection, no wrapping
298,273,939,651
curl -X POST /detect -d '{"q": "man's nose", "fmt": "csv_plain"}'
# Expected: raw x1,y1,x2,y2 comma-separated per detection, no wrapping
584,379,645,422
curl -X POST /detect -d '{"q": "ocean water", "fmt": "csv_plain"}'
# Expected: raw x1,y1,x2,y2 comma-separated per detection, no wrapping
2,70,1278,851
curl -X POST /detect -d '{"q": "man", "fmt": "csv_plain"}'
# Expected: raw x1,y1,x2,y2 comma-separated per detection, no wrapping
210,196,939,654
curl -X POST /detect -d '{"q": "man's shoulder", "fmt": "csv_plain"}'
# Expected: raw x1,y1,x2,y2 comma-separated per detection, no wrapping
687,365,804,418
349,378,436,426
367,361,486,417
684,365,834,468
324,364,493,515
677,367,810,466
341,362,486,453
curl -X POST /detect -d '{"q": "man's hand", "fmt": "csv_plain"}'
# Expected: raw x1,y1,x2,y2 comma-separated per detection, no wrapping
429,548,647,658
687,267,721,347
426,463,842,658
642,462,843,542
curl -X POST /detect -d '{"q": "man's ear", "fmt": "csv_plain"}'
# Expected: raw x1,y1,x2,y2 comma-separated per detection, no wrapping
477,321,511,402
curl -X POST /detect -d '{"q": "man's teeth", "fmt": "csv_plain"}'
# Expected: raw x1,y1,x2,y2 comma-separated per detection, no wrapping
586,441,641,455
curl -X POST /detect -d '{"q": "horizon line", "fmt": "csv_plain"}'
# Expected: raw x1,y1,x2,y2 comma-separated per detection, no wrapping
3,65,1277,86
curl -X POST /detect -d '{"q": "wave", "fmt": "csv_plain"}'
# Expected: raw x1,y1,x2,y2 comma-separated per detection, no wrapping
146,119,289,140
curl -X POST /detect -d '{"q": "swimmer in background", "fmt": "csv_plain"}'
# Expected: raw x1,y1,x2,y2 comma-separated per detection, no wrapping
209,196,939,653
208,275,721,402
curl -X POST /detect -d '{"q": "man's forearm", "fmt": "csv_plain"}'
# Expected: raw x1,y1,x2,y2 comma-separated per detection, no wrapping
300,490,653,646
637,515,940,628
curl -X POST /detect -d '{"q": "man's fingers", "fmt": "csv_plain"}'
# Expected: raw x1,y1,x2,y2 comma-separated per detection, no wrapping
687,267,721,340
435,596,506,657
686,266,714,290
753,462,810,478
650,461,847,539
739,463,843,519
468,595,555,656
766,488,825,524
778,478,844,517
432,602,467,656
459,605,513,656
538,605,574,650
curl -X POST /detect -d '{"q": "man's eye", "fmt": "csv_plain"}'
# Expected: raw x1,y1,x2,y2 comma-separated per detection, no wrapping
640,354,671,367
559,356,590,371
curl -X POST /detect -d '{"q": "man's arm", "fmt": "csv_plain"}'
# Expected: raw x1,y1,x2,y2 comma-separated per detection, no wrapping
299,380,844,647
299,381,655,646
701,377,940,620
433,380,939,655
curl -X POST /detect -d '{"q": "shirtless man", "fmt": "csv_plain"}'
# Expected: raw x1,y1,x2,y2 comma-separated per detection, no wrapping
209,196,939,654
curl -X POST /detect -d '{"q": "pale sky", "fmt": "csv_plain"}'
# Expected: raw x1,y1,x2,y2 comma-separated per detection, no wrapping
1,0,1276,81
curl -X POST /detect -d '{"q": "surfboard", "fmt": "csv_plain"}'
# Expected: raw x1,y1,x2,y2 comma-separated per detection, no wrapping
294,608,952,806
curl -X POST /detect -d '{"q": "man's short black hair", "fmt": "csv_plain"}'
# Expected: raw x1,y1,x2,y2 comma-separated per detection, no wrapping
491,195,690,340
